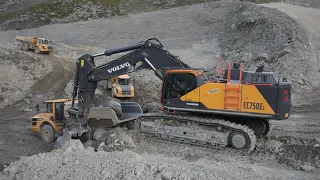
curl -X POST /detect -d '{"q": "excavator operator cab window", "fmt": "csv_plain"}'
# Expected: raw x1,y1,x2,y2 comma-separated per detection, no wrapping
163,73,197,99
46,103,53,113
186,73,196,93
55,102,64,123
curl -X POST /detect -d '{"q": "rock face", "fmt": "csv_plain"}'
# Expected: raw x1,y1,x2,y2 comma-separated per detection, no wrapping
0,0,213,31
217,0,310,92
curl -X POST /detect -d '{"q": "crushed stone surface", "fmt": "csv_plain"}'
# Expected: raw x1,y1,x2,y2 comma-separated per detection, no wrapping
1,139,319,180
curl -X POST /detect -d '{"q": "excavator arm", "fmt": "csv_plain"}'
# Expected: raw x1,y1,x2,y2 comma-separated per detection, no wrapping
66,38,190,136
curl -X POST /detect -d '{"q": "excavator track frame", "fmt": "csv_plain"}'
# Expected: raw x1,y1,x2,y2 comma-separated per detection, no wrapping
135,113,257,154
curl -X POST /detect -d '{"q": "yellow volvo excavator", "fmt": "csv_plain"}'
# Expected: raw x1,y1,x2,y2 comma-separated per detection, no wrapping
51,38,291,154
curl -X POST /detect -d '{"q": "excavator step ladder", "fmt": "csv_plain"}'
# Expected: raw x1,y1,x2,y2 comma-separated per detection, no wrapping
224,62,243,111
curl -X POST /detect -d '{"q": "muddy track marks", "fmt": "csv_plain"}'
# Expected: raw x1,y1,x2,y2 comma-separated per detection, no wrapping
0,54,74,170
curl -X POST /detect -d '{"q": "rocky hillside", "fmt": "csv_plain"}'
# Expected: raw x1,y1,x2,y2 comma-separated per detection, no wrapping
241,0,320,8
217,1,311,92
0,0,215,31
0,46,51,109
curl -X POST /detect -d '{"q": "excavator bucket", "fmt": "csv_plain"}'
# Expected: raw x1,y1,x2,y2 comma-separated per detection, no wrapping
120,102,144,120
54,102,143,148
87,102,143,128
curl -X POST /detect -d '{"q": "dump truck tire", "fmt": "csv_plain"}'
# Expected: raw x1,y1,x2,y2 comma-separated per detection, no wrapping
35,47,40,54
22,43,29,51
17,43,22,50
41,124,56,143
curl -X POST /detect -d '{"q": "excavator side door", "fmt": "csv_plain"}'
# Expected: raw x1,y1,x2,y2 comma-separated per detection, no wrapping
184,73,199,103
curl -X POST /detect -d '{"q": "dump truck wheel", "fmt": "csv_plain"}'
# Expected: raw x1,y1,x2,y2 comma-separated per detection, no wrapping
41,124,56,143
22,43,29,51
17,43,23,50
35,47,40,54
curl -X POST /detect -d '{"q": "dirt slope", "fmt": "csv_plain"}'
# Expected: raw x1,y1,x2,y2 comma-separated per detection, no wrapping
0,49,74,170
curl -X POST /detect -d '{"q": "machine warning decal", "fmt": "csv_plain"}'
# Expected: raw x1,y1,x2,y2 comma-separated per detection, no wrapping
135,61,143,68
243,102,265,110
80,60,84,67
208,88,220,94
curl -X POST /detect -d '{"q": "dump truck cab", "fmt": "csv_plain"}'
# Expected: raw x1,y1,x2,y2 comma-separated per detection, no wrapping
36,38,53,52
111,74,134,98
31,99,70,143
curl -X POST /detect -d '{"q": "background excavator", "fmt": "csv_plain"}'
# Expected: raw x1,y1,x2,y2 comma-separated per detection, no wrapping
55,38,292,154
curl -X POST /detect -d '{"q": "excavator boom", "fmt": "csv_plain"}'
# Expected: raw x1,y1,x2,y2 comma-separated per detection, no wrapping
66,38,190,137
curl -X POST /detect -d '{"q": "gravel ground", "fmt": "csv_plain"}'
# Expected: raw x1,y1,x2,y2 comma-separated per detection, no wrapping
1,139,319,180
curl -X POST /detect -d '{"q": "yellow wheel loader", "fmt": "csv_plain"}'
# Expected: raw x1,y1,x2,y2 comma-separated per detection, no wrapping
15,36,53,54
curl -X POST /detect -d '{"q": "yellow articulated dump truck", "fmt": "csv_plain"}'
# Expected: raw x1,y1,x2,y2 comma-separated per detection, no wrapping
15,36,53,54
100,74,135,98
